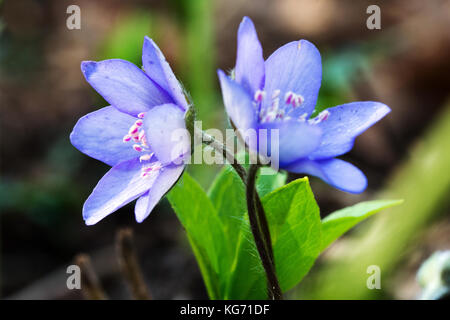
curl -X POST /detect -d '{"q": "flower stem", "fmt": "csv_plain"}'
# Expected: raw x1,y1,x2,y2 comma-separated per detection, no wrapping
75,254,108,300
116,228,151,300
201,131,247,180
247,164,282,300
200,131,282,299
254,186,275,265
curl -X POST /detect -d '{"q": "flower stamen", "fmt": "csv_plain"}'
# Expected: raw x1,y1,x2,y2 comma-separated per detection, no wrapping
254,90,266,103
139,152,154,162
285,91,294,105
123,114,151,153
141,161,163,178
258,89,305,123
128,124,139,135
284,91,304,109
133,144,143,152
308,110,330,125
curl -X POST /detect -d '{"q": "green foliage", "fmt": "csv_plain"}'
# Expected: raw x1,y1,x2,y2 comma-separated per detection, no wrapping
99,11,155,65
208,165,289,299
168,168,400,299
173,0,219,189
208,166,247,252
320,199,403,252
256,167,287,198
167,173,230,299
265,178,322,291
179,0,216,126
207,165,287,253
299,103,450,300
225,177,322,299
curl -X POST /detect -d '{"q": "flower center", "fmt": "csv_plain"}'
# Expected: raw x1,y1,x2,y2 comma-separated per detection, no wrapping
253,89,330,125
122,112,162,178
254,89,304,123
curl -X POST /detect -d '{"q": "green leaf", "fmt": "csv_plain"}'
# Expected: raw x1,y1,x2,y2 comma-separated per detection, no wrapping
224,227,267,299
320,199,403,252
265,178,322,291
167,172,231,299
226,177,322,299
208,165,287,251
207,165,287,299
208,166,247,251
256,167,287,198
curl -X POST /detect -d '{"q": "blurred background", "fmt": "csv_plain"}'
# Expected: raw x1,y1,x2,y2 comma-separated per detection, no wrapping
1,0,449,299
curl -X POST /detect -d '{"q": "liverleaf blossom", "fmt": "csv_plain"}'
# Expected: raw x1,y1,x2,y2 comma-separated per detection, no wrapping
70,37,190,225
218,17,391,193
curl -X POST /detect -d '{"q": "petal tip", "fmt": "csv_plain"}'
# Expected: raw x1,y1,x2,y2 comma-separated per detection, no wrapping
241,16,253,25
347,179,368,194
80,61,97,78
217,69,229,84
68,129,77,147
365,101,392,123
217,68,225,77
143,36,156,49
82,198,105,226
135,216,145,223
340,169,368,194
69,117,84,150
84,215,98,226
380,102,392,115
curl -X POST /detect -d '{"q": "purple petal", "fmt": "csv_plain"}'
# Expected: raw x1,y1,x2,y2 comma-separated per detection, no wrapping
286,158,367,193
81,59,173,116
142,37,188,110
143,104,189,165
263,40,322,117
83,158,159,225
309,102,391,159
135,164,185,222
70,106,140,166
257,120,322,166
217,70,256,132
235,16,265,94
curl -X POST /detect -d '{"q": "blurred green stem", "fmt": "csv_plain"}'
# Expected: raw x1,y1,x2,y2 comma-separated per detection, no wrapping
176,0,218,187
181,0,216,126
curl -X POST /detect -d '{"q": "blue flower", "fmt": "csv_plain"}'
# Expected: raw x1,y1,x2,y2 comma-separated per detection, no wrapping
70,37,190,225
218,17,391,193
